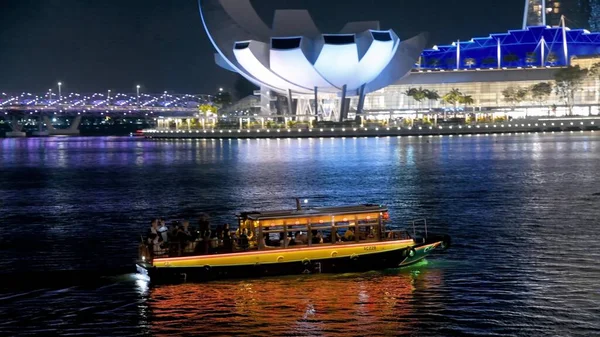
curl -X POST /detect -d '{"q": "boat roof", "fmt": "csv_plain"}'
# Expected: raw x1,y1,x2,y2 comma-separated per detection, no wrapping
239,204,387,221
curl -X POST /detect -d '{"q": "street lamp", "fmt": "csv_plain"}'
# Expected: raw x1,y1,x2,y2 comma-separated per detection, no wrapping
219,87,223,92
107,89,111,104
48,89,52,102
57,82,62,101
136,85,141,106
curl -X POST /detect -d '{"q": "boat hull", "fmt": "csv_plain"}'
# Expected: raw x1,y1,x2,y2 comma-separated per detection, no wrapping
137,238,447,282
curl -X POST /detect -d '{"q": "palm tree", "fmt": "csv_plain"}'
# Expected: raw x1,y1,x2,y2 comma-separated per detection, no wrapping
547,52,558,65
464,58,476,68
405,87,427,125
459,95,475,121
426,58,440,69
503,54,519,66
424,89,440,125
482,57,497,67
442,88,462,120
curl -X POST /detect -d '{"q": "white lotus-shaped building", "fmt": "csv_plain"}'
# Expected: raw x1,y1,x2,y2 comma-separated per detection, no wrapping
199,0,428,121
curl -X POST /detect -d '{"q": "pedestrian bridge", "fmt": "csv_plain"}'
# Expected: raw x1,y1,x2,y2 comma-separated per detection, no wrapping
0,91,213,136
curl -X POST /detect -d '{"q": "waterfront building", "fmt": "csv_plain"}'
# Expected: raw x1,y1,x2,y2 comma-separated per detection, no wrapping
199,0,425,122
199,0,600,122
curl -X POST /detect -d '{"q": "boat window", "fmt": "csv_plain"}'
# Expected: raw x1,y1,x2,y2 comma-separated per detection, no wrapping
309,219,332,245
286,224,309,247
261,225,285,248
357,217,379,241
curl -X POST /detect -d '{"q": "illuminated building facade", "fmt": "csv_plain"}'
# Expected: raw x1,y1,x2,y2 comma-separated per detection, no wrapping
199,0,600,120
199,0,426,122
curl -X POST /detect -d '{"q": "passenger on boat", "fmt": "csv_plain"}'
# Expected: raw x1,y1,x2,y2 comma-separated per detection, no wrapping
215,225,223,246
279,232,291,247
343,227,355,241
222,223,233,251
169,221,180,240
201,225,212,254
158,219,169,243
368,226,376,239
147,220,159,244
295,231,307,244
177,220,193,242
239,228,249,250
198,213,210,238
182,220,193,237
209,228,219,251
288,234,297,246
331,230,342,243
262,227,273,247
178,220,197,254
311,230,324,244
147,220,165,256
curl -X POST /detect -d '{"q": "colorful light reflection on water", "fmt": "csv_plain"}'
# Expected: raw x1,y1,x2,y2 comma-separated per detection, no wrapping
145,265,442,336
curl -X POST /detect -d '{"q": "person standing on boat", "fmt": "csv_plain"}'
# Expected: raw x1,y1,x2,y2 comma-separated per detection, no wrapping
147,219,165,256
177,220,195,253
147,219,159,244
222,223,232,251
198,213,210,237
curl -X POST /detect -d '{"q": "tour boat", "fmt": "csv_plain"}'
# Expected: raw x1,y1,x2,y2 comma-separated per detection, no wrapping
136,201,450,282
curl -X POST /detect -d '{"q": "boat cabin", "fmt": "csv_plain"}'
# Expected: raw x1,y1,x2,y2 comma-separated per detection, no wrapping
237,203,390,250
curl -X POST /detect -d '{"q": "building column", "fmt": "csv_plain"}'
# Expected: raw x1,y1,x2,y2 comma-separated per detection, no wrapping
339,84,347,122
497,38,502,69
357,84,366,120
456,39,461,70
287,89,293,119
540,36,546,67
561,15,569,66
314,87,319,123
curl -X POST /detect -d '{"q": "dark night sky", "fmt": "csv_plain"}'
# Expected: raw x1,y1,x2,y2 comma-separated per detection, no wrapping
0,0,524,94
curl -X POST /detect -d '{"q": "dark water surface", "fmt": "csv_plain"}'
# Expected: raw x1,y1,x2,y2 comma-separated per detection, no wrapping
1,134,599,336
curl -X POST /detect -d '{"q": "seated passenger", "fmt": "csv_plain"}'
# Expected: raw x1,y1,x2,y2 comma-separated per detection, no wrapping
344,227,355,241
288,234,297,246
279,232,291,247
295,231,307,244
368,226,376,239
261,233,271,248
311,230,323,244
331,230,342,243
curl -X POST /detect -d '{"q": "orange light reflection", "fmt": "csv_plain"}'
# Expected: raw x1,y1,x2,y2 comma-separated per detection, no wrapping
147,268,444,336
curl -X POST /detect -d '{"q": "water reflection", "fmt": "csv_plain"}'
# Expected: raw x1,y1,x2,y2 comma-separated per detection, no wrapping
146,267,443,336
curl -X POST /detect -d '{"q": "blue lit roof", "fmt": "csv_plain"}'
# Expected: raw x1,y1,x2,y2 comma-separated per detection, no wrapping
418,25,600,70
